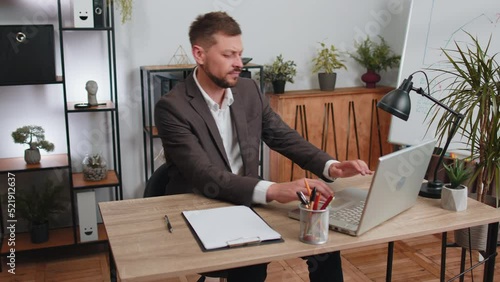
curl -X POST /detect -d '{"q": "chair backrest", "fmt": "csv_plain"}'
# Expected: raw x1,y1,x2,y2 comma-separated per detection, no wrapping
143,163,169,198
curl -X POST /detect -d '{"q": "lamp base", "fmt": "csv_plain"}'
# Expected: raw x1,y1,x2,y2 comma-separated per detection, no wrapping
419,181,443,199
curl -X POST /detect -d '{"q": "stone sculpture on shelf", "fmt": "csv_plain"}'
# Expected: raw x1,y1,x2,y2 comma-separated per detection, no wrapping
86,80,99,106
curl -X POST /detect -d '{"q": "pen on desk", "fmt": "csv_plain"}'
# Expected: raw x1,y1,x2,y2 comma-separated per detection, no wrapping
320,195,334,210
164,214,173,233
296,191,310,207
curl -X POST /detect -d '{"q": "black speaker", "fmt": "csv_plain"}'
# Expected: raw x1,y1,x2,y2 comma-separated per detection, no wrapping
0,25,56,85
93,0,107,28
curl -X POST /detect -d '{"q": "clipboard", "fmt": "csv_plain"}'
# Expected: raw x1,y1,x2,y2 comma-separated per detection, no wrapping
182,205,283,251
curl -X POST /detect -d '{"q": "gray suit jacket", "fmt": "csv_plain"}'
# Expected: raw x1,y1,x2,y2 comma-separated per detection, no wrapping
154,73,333,206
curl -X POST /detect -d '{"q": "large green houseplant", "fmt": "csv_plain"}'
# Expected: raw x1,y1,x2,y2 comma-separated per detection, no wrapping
429,32,499,205
262,54,297,94
312,42,347,91
16,180,66,243
429,32,500,250
349,36,401,88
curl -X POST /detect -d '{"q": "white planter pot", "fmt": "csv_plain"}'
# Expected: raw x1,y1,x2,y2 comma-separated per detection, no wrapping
441,184,468,211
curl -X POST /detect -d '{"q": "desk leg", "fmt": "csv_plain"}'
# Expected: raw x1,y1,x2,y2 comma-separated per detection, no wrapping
440,232,447,282
483,222,499,282
386,241,394,282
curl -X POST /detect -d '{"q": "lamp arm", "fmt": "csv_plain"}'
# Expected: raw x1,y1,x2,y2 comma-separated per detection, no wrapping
412,87,466,185
413,87,463,118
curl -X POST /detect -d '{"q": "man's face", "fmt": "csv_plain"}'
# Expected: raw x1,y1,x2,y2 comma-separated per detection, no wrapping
196,33,244,88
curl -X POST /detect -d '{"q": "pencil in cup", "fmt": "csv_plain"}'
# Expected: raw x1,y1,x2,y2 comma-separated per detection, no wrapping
298,202,329,245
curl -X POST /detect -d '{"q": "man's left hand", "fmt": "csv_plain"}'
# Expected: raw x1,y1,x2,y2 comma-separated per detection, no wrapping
328,160,373,179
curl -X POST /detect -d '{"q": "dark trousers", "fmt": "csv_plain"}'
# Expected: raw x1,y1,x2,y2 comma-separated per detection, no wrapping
226,251,343,282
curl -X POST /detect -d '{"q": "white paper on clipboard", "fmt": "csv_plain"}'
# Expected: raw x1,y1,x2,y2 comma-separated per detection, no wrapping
182,205,282,251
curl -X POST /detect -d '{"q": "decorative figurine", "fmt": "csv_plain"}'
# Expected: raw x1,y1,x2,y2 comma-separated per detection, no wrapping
86,80,98,106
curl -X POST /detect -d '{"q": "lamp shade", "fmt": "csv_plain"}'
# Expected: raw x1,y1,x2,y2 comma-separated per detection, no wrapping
377,78,413,121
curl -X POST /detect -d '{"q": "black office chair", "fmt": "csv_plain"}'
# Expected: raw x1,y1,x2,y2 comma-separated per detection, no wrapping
144,163,228,282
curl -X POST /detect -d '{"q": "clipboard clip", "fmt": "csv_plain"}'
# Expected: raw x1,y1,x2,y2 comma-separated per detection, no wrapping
226,236,262,248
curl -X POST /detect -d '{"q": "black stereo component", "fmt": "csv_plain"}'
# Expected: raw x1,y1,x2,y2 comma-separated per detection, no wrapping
93,0,107,28
0,25,56,85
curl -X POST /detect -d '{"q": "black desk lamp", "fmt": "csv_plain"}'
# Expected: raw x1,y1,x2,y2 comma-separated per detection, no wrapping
377,71,464,198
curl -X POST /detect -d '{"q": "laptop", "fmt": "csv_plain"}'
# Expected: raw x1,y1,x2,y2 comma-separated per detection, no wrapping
288,139,437,236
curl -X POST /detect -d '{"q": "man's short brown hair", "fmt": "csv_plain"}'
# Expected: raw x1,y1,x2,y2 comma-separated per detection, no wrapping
189,11,241,49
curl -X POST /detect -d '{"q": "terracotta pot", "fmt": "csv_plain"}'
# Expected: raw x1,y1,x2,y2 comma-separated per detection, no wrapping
361,70,381,88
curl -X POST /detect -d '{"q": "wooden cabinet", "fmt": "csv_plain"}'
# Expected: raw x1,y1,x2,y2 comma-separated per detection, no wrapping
267,86,394,183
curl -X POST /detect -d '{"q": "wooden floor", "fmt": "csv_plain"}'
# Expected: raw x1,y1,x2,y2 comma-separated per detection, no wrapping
1,233,498,282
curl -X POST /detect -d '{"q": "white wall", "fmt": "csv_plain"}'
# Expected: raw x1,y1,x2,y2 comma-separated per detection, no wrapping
0,0,411,200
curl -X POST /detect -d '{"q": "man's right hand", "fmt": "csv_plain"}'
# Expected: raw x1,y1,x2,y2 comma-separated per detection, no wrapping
266,178,334,204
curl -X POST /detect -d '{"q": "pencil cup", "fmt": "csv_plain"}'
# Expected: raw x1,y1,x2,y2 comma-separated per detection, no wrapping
299,203,329,245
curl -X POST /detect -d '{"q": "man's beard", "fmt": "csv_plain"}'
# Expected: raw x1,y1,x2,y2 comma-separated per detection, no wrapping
201,64,240,88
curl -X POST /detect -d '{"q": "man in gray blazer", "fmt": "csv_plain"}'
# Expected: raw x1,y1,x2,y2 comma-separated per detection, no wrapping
155,11,373,282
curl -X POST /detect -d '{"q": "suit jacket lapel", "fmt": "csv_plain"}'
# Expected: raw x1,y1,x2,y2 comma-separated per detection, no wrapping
185,76,230,168
230,87,252,176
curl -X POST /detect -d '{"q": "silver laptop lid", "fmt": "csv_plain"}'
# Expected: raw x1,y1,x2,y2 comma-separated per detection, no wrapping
356,139,436,235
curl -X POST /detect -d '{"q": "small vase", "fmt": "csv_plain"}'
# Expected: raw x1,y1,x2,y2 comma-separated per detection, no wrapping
441,184,467,211
82,154,107,181
24,148,41,164
361,69,381,88
272,80,286,94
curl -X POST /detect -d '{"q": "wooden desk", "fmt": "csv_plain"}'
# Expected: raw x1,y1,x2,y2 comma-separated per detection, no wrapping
99,176,500,281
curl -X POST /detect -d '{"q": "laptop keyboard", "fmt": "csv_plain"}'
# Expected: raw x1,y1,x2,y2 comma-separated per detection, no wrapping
331,201,365,224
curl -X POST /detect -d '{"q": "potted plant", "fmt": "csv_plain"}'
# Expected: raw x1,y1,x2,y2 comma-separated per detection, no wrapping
262,54,297,94
312,42,347,91
429,31,500,250
349,36,401,88
16,180,66,243
11,125,55,164
441,159,472,211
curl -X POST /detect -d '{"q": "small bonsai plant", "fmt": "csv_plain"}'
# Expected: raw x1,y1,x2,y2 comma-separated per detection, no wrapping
12,125,55,164
262,54,297,94
12,125,55,151
443,159,473,189
16,180,66,243
349,36,401,73
312,42,347,91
